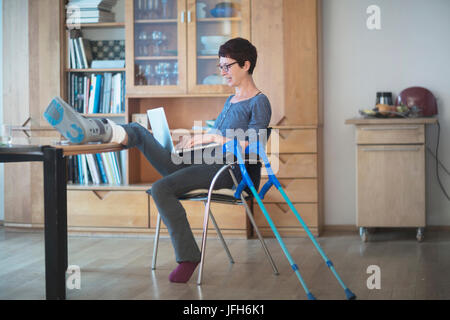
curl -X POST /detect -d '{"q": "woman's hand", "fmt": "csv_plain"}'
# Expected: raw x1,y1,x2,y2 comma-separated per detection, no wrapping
175,133,227,150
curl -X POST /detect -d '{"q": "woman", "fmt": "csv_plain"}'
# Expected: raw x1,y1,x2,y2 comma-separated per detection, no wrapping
45,38,271,283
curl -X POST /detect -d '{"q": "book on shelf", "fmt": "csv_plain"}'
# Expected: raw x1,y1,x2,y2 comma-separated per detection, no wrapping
91,60,125,69
68,72,124,114
68,152,124,186
68,9,115,19
68,30,94,69
101,152,114,184
66,0,116,24
86,154,101,184
95,153,108,184
68,0,116,9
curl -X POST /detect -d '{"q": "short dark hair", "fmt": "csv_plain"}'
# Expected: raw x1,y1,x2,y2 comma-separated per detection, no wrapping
219,38,257,74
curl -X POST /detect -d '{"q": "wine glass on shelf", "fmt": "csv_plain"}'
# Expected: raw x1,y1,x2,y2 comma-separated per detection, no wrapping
137,30,149,56
136,0,144,19
147,0,161,19
161,0,169,19
144,64,155,85
151,31,166,56
155,62,171,85
170,62,178,85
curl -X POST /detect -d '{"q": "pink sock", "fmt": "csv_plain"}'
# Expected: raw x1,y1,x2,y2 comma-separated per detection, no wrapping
169,261,199,283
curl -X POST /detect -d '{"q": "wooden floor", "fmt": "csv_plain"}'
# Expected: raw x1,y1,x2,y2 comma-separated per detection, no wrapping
1,227,450,300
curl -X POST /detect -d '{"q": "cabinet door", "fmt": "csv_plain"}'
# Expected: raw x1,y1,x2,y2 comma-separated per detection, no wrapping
187,0,250,94
126,0,187,94
357,145,425,227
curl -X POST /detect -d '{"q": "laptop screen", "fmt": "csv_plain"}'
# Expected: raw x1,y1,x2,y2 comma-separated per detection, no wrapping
147,107,175,153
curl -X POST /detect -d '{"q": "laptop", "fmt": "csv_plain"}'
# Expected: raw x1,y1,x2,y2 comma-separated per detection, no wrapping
146,107,220,154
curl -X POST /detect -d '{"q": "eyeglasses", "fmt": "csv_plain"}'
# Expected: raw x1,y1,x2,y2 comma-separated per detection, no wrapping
217,61,238,72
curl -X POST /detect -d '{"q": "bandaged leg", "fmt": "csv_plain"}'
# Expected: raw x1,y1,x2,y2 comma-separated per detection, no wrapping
44,96,126,144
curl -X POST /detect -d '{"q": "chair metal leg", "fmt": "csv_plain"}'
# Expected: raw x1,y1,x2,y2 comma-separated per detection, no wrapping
228,168,279,275
151,213,162,270
197,198,210,285
197,164,234,285
205,202,234,264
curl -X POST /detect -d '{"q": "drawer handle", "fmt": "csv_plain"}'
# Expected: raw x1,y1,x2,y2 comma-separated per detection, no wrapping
361,126,420,131
361,147,421,152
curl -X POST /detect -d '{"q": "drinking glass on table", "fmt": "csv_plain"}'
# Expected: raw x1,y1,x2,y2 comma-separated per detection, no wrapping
0,124,12,146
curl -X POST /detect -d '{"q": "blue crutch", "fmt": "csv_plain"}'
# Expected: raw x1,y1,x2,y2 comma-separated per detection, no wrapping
224,139,316,300
225,139,356,300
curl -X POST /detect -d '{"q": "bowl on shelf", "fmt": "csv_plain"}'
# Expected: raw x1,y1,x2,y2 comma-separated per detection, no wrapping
200,35,229,52
210,2,237,17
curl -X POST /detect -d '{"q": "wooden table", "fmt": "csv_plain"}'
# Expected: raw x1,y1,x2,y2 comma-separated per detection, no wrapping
0,143,123,300
345,117,437,242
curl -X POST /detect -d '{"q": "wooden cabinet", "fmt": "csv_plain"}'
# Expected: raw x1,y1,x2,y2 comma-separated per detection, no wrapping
346,118,437,241
125,0,250,95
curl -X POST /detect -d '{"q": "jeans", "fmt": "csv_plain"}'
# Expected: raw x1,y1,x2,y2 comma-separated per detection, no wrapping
121,123,260,262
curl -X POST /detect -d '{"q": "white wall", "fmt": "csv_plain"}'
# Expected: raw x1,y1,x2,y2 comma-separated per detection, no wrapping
322,0,450,226
0,0,4,222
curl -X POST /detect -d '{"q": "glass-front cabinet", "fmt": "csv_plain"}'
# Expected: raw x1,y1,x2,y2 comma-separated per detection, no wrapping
126,0,250,95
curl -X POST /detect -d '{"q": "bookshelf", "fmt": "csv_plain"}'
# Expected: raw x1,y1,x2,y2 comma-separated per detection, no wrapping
62,0,128,187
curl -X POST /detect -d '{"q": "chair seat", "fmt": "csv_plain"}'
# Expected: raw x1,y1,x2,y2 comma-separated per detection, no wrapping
179,188,251,203
147,186,250,202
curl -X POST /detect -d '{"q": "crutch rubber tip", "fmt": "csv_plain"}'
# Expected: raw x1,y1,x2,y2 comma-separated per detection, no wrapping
307,293,316,300
345,288,356,300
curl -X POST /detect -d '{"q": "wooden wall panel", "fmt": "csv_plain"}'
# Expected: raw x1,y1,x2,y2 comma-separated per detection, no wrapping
3,0,61,225
28,0,62,128
3,0,29,126
252,0,320,126
251,0,285,126
283,0,319,125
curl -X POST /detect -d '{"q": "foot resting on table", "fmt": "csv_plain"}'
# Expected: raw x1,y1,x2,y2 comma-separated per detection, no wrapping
44,96,126,145
169,261,200,283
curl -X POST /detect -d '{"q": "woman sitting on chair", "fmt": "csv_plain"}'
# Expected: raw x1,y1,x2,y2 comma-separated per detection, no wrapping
45,37,272,283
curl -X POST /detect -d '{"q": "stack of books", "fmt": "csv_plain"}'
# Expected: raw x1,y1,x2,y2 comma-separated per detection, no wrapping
66,0,117,24
68,72,125,114
68,151,126,185
68,31,125,69
69,32,93,69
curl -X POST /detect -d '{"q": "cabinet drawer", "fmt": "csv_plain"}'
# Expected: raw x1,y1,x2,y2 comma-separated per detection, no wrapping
259,178,317,203
267,129,317,153
262,154,317,178
357,145,425,227
68,190,149,228
357,124,424,144
254,203,318,228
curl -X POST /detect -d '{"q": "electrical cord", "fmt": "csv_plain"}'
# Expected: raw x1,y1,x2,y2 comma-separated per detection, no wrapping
385,112,448,200
429,120,450,201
